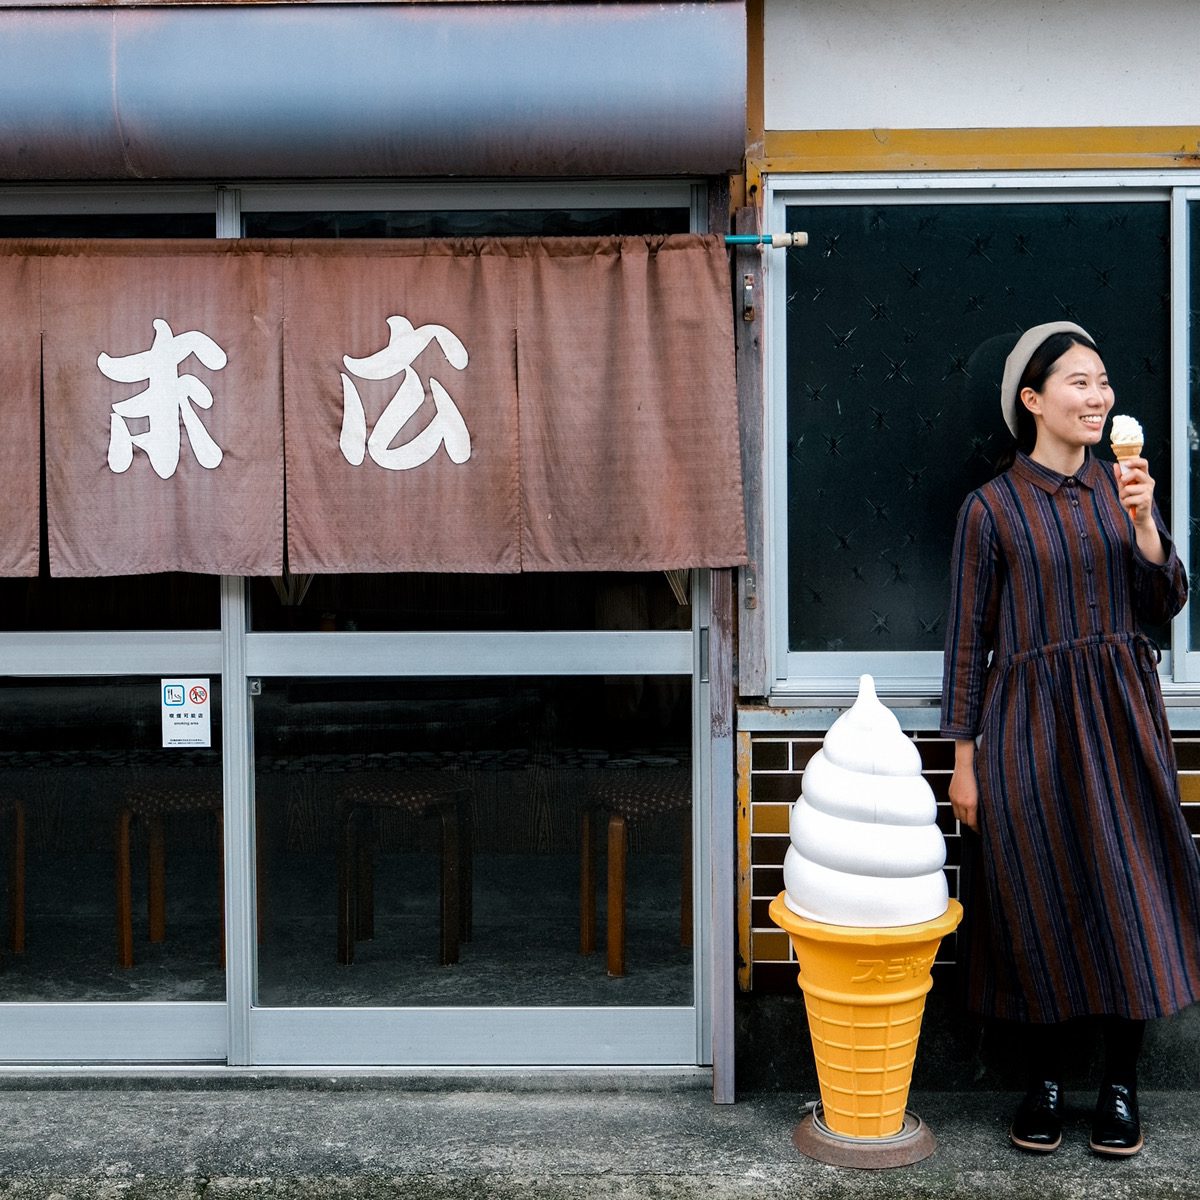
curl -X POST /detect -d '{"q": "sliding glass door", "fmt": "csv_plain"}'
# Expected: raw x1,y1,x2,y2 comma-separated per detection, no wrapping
0,181,716,1067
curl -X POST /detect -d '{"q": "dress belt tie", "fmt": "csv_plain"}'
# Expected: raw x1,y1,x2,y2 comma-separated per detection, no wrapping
997,631,1161,670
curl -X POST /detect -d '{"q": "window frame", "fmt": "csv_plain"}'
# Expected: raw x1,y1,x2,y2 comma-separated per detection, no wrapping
763,171,1200,706
0,179,726,1074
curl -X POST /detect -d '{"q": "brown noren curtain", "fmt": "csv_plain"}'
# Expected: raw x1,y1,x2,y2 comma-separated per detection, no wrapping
0,255,41,576
3,235,744,577
38,242,284,577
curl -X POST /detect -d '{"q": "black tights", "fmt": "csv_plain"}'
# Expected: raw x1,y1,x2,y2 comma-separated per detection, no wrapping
1099,1016,1145,1088
1023,1017,1145,1090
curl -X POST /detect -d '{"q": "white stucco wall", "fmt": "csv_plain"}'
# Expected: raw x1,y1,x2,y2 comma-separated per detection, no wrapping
765,0,1200,130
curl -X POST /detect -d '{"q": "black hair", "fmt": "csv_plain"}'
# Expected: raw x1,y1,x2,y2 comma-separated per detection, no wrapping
996,330,1103,471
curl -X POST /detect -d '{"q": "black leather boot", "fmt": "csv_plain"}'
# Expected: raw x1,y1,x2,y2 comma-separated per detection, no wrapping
1009,1080,1064,1153
1090,1082,1142,1157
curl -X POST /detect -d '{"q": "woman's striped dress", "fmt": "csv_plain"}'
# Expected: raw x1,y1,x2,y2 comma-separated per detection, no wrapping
941,451,1200,1023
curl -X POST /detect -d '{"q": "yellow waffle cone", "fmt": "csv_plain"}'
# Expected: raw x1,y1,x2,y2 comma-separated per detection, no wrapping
769,895,963,1139
1111,441,1142,515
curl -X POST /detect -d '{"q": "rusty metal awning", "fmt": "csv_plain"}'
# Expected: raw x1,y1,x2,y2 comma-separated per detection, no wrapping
0,2,746,182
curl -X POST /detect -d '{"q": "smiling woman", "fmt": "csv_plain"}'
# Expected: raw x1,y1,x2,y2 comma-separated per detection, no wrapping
941,322,1200,1158
1004,326,1112,474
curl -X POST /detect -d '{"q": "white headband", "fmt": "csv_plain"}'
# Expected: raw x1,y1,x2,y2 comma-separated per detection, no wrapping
1000,321,1094,437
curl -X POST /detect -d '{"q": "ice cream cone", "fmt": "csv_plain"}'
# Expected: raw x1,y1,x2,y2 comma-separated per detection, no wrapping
769,894,963,1139
1111,440,1142,516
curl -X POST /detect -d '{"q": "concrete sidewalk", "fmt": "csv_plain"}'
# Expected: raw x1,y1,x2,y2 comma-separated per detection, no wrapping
0,1073,1194,1199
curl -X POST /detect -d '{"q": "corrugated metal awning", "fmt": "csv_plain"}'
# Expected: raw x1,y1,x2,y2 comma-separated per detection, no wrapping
0,2,746,182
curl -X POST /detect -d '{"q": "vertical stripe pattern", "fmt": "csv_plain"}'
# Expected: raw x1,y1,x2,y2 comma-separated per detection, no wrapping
941,452,1200,1022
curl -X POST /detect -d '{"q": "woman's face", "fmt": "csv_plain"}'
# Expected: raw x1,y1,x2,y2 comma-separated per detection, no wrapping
1020,344,1114,455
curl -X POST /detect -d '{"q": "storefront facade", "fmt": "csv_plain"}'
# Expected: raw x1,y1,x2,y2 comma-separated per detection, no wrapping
737,0,1200,1075
0,2,746,1099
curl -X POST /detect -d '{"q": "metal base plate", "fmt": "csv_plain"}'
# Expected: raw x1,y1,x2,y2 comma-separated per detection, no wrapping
792,1105,937,1169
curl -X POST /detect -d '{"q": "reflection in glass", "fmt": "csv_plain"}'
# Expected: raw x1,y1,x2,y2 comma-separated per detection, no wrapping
785,200,1170,653
0,679,224,1001
250,571,691,632
0,214,215,238
254,676,693,1007
0,573,220,632
242,209,689,239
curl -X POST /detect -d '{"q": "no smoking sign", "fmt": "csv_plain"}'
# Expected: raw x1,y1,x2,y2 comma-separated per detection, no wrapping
161,677,212,749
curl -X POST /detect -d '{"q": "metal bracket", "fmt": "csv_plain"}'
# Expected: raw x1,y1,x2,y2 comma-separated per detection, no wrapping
742,273,756,323
742,564,758,611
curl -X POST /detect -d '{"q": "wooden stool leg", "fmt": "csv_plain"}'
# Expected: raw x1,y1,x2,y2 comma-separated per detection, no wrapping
254,799,266,946
681,809,693,949
116,809,134,968
9,800,25,955
336,805,357,965
606,812,627,977
147,815,167,943
579,807,596,956
437,803,461,966
356,812,375,942
459,803,473,942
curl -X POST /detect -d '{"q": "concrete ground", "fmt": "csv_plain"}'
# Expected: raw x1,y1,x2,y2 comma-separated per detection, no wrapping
0,1072,1195,1199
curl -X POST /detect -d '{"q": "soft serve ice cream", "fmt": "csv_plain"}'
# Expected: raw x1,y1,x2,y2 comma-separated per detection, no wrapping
782,675,949,927
1109,414,1143,450
1110,414,1143,482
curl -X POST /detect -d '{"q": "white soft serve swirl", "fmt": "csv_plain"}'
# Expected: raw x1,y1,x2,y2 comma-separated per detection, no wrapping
782,674,949,927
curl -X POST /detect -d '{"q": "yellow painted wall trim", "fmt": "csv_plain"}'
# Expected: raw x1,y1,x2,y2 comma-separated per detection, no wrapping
754,126,1200,177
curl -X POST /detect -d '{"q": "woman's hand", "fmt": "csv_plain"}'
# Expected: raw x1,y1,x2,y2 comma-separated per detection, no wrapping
950,739,980,833
1114,458,1167,564
1114,456,1155,523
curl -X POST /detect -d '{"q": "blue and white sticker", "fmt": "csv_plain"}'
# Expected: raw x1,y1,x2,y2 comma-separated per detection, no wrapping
161,677,211,748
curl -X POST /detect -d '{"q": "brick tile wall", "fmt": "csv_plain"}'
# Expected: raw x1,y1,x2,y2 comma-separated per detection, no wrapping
740,730,1200,993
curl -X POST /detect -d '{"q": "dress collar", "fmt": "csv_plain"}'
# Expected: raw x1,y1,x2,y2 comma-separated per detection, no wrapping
1011,450,1102,494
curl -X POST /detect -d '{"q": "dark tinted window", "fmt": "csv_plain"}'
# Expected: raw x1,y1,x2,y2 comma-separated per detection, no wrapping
785,200,1170,652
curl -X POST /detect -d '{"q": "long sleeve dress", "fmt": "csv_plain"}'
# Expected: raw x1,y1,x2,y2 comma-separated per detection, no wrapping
941,451,1200,1024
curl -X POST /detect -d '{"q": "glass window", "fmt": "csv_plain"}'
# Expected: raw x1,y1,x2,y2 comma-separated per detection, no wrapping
0,209,222,631
245,201,693,636
782,198,1170,657
0,214,214,238
253,675,692,1007
0,678,224,1002
242,209,689,239
249,571,691,633
0,573,219,632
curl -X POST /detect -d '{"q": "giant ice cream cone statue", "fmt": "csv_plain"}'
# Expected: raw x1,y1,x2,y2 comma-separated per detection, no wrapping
769,898,962,1140
769,674,962,1165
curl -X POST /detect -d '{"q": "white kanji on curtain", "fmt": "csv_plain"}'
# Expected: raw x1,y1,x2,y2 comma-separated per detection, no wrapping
338,315,471,471
99,318,227,480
